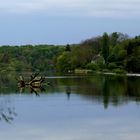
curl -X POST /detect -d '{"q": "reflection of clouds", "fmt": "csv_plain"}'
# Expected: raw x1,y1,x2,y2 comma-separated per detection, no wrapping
0,94,140,140
1,122,140,140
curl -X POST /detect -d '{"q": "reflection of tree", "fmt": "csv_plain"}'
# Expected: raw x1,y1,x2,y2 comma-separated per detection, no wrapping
17,73,46,96
0,72,17,94
18,85,46,96
0,72,140,109
101,75,128,109
0,99,17,123
127,77,140,100
56,75,140,108
102,75,140,108
66,86,71,100
102,77,109,109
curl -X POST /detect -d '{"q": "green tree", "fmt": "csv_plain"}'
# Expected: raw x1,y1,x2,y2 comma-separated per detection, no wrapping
56,52,72,73
65,44,71,52
102,33,109,64
110,32,119,46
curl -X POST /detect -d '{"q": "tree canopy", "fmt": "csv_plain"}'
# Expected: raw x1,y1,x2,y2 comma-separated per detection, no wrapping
0,32,140,74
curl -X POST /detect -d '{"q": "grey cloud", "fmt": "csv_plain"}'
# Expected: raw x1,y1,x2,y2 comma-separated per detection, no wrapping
0,0,139,18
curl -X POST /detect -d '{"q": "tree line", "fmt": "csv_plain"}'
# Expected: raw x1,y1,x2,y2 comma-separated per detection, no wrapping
0,32,140,73
0,45,64,72
57,32,140,73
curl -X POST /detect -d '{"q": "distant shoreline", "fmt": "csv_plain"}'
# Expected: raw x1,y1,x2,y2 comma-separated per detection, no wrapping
74,69,140,77
103,72,140,77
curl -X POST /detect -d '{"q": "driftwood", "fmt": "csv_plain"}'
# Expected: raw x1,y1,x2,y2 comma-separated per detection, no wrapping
17,73,45,88
17,73,47,96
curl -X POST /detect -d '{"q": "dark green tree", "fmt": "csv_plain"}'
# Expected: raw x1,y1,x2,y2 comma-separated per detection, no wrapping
65,44,71,52
102,33,109,64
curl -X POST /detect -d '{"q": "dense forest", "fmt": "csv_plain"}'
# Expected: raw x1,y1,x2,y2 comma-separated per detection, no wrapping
0,32,140,74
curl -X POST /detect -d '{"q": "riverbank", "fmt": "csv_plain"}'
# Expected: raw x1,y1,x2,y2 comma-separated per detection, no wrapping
74,69,140,77
102,72,140,77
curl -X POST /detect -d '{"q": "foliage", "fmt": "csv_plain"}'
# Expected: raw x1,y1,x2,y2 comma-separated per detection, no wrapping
86,63,99,71
0,32,140,73
113,68,126,74
0,45,64,72
101,32,109,64
108,63,117,70
126,57,140,73
56,52,72,73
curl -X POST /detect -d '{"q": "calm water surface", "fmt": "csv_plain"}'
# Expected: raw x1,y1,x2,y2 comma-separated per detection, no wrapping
0,73,140,140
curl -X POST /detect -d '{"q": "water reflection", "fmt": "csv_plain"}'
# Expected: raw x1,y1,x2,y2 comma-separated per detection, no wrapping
66,86,71,100
0,73,140,139
47,75,140,108
18,86,45,96
0,73,140,108
0,98,17,123
17,73,46,96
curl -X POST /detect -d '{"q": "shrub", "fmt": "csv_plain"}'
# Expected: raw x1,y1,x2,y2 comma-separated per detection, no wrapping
108,63,117,70
113,68,126,74
86,63,99,70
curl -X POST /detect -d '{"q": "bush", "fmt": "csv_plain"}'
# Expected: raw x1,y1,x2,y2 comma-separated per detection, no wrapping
113,68,126,74
126,57,140,73
118,50,127,60
86,63,99,70
108,63,117,70
95,57,105,69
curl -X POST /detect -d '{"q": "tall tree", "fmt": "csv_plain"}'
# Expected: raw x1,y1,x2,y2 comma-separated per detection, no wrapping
110,32,119,46
65,44,71,52
102,32,109,64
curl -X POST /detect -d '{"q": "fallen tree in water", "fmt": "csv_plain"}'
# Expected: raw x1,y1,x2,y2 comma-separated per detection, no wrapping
17,73,45,88
17,73,46,96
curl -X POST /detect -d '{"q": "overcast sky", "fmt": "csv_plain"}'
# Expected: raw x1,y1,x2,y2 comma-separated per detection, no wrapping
0,0,140,45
